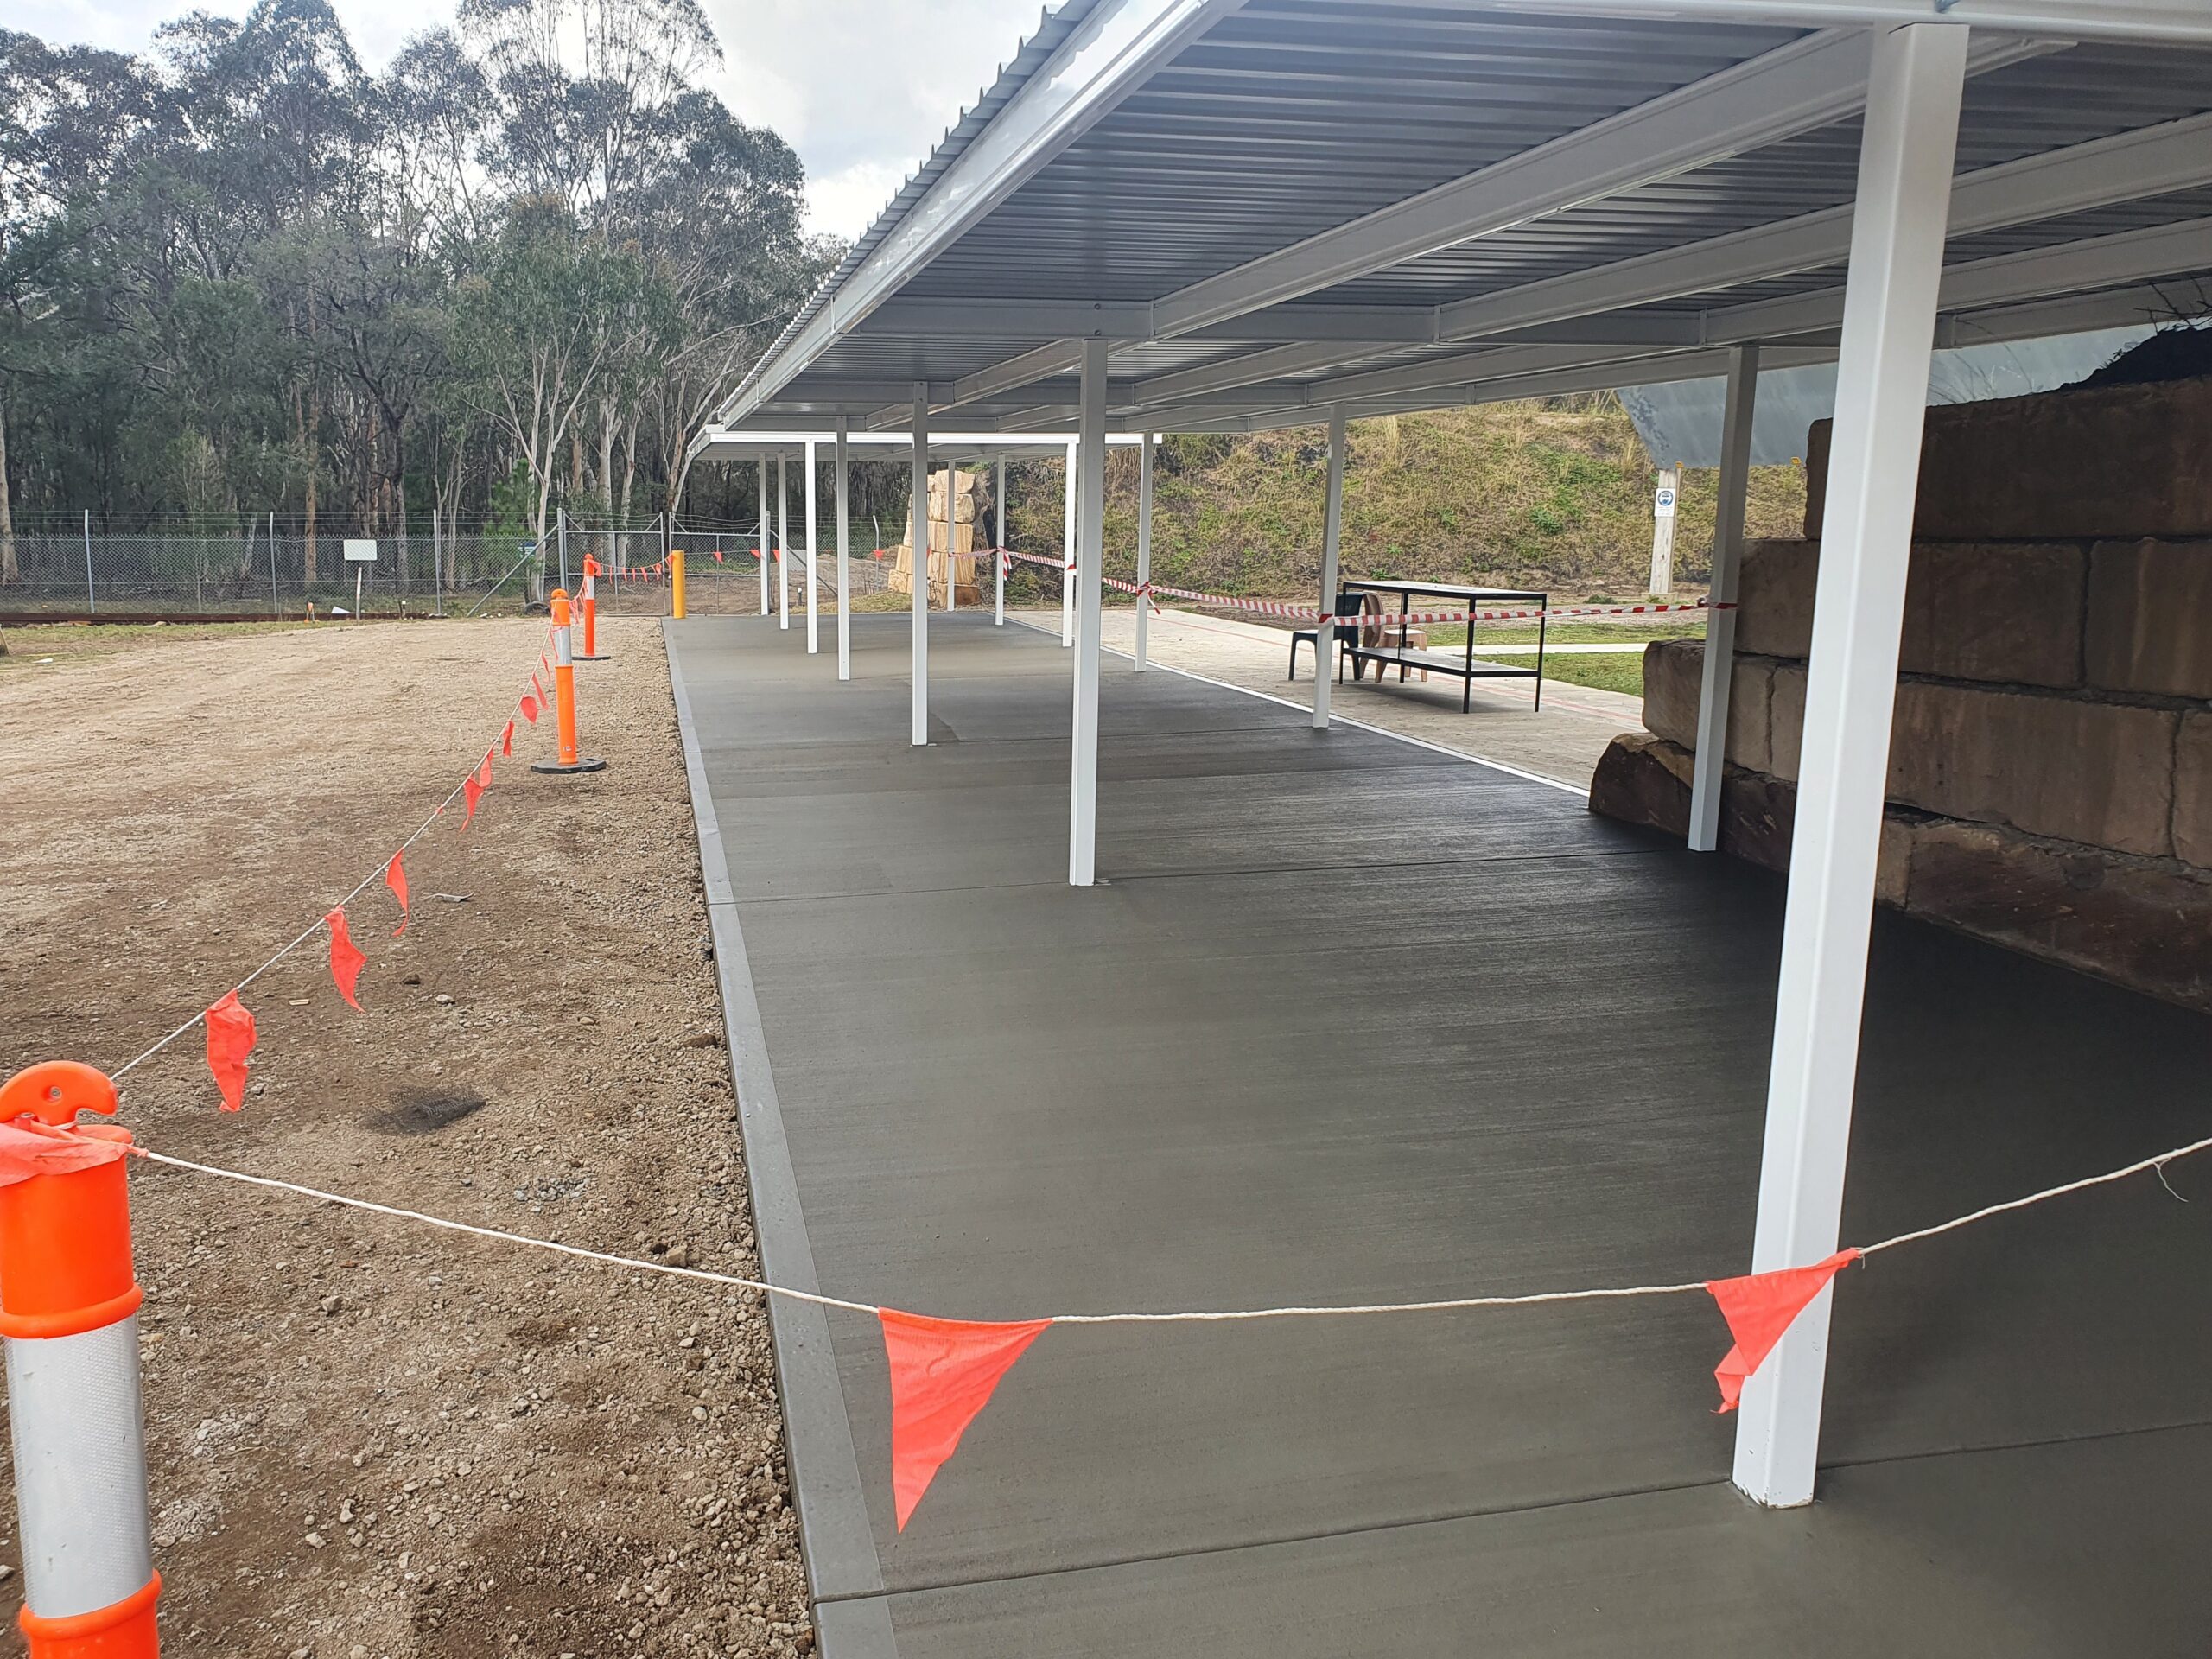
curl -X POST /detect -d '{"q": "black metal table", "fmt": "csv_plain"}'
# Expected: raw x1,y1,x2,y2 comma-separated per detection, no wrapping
1336,579,1549,712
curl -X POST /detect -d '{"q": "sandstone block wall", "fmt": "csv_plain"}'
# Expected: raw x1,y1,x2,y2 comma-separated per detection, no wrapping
1805,378,2212,543
1603,527,2212,1012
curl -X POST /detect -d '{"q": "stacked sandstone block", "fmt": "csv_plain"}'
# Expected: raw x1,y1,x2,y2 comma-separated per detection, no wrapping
1590,374,2212,1011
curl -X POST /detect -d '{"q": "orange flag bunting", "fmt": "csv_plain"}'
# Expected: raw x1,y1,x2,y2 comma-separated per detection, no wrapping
531,671,548,707
879,1309,1051,1530
1706,1249,1860,1413
500,720,516,758
712,549,724,563
462,772,485,827
325,907,366,1009
385,851,410,935
203,990,257,1112
0,1120,130,1188
520,694,541,727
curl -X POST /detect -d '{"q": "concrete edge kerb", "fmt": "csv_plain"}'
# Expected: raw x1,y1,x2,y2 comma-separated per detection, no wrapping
660,619,900,1659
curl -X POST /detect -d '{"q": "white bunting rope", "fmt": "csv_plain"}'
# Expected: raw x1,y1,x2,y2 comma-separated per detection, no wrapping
111,626,557,1084
992,547,1731,626
136,1128,2212,1325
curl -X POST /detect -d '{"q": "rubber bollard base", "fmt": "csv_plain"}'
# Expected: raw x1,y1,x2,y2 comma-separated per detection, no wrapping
574,653,609,661
531,758,607,775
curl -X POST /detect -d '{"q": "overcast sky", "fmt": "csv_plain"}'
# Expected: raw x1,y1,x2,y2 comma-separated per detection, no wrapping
10,0,1046,239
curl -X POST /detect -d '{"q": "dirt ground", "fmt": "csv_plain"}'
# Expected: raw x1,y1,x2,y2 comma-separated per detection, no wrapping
0,617,810,1656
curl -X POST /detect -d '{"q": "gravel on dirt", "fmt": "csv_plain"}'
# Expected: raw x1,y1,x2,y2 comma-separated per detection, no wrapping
0,616,810,1657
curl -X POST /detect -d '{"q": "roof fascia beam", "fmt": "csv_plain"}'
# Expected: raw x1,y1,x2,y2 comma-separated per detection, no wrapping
1147,29,2038,341
1469,0,2212,47
718,0,1241,425
1437,107,2212,343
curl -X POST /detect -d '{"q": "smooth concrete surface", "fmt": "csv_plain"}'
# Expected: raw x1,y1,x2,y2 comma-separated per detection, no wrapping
1080,602,1644,788
671,611,2212,1657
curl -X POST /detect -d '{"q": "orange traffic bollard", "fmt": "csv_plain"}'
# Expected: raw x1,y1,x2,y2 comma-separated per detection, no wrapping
670,550,686,620
0,1062,162,1657
577,556,607,661
531,591,606,776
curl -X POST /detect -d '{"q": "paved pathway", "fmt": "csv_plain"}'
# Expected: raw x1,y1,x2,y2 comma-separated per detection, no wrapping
1038,604,1644,789
671,610,2212,1659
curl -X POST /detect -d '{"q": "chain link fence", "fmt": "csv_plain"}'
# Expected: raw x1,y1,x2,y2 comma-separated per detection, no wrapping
0,515,760,620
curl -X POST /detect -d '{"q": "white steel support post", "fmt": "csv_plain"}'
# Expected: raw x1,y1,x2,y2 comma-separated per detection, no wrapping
1733,22,1967,1510
910,386,930,747
804,440,820,654
836,420,852,680
1061,441,1077,646
1313,404,1347,728
757,461,769,616
777,454,791,630
994,454,1007,626
1069,338,1109,886
1134,433,1154,671
1690,343,1762,852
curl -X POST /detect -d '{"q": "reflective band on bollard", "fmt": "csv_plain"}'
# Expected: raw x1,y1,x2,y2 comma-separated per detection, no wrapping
577,558,607,661
531,592,606,776
0,1062,161,1658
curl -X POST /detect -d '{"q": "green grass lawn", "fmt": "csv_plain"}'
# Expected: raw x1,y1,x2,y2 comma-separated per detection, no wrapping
1521,651,1648,698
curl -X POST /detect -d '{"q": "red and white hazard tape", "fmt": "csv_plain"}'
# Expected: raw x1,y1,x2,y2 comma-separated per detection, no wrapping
994,548,1729,626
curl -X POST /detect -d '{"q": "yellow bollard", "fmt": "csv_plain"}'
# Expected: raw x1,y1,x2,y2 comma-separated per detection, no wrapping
670,550,687,620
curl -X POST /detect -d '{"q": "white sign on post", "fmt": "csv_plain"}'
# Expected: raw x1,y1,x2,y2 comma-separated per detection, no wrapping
342,539,377,620
1653,486,1677,519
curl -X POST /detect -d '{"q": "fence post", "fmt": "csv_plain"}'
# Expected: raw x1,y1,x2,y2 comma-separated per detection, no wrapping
82,511,95,617
557,510,569,594
432,511,444,618
269,512,280,619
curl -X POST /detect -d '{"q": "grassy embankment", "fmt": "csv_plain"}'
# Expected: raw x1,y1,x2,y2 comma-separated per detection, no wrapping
992,394,1807,696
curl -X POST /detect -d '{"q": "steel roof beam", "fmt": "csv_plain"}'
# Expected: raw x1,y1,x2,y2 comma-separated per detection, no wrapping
1144,29,2047,341
1707,215,2212,343
1435,108,2212,343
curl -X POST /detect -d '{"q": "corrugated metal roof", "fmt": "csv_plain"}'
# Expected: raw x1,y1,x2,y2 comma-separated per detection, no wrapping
711,0,2212,440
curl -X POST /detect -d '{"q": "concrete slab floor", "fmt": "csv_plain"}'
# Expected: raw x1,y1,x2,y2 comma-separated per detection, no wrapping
671,611,2212,1658
1064,603,1647,790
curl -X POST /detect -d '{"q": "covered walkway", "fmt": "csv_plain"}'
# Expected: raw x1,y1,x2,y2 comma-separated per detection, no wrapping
672,610,2212,1658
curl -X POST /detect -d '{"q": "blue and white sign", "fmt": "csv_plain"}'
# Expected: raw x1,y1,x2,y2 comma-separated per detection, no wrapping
1653,486,1677,520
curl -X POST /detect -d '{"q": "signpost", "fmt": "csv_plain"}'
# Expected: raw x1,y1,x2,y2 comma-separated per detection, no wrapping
345,538,377,620
1648,467,1681,597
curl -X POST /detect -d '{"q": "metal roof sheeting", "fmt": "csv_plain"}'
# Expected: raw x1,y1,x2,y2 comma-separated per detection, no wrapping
706,0,2212,443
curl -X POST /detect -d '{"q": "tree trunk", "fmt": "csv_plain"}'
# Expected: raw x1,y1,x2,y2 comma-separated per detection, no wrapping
0,391,17,585
300,378,320,586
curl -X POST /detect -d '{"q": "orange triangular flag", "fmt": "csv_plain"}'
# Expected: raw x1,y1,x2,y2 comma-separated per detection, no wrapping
713,549,724,563
203,990,257,1111
500,720,516,758
531,671,548,707
0,1120,130,1187
462,772,484,827
880,1309,1050,1530
476,753,494,790
385,851,410,936
1706,1249,1859,1413
520,694,541,727
325,906,366,1009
